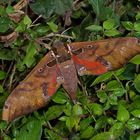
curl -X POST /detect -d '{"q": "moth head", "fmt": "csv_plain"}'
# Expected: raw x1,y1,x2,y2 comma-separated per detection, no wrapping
52,41,65,56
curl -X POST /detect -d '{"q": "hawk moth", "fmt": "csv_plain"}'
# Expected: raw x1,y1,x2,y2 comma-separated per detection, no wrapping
2,37,140,122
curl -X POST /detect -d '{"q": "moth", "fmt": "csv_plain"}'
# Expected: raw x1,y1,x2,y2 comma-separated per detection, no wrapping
2,37,140,122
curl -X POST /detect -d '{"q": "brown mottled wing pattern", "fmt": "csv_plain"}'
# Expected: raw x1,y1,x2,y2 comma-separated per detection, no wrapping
2,37,140,122
2,52,61,122
69,37,140,75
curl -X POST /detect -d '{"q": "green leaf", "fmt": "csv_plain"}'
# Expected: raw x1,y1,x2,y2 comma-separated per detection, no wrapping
6,5,14,14
35,25,50,36
136,12,140,20
44,129,62,140
73,116,81,131
0,70,6,80
85,24,103,32
117,104,130,122
95,116,108,130
73,104,83,116
107,117,115,125
80,126,95,138
97,91,108,103
134,74,140,92
53,121,69,136
15,15,32,32
0,85,4,93
104,28,120,37
0,120,7,130
16,59,26,72
16,118,42,140
109,122,125,138
15,22,26,32
127,118,140,131
108,94,118,105
99,7,114,21
88,0,104,20
30,0,53,18
54,0,73,15
122,21,133,30
30,0,73,17
131,109,140,118
0,17,12,33
114,68,125,76
88,0,114,21
23,15,32,26
0,5,6,16
0,49,17,60
130,97,140,109
130,133,140,140
72,10,81,19
134,22,140,32
103,19,115,30
130,54,140,64
52,91,68,104
63,102,72,116
91,132,114,140
107,80,125,97
66,116,75,131
80,117,93,131
107,80,124,97
129,90,136,100
59,116,68,121
12,128,19,137
88,103,103,116
47,21,58,32
23,42,38,68
107,80,120,91
3,135,11,140
92,72,112,85
113,88,125,97
0,91,8,107
45,105,64,121
121,64,135,80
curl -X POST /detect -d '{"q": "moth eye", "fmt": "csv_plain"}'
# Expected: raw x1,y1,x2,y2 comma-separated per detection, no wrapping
56,76,64,84
38,67,44,73
87,45,93,48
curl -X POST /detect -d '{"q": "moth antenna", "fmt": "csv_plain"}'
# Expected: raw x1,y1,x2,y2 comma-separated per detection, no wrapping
67,44,73,55
51,50,59,64
51,50,56,58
